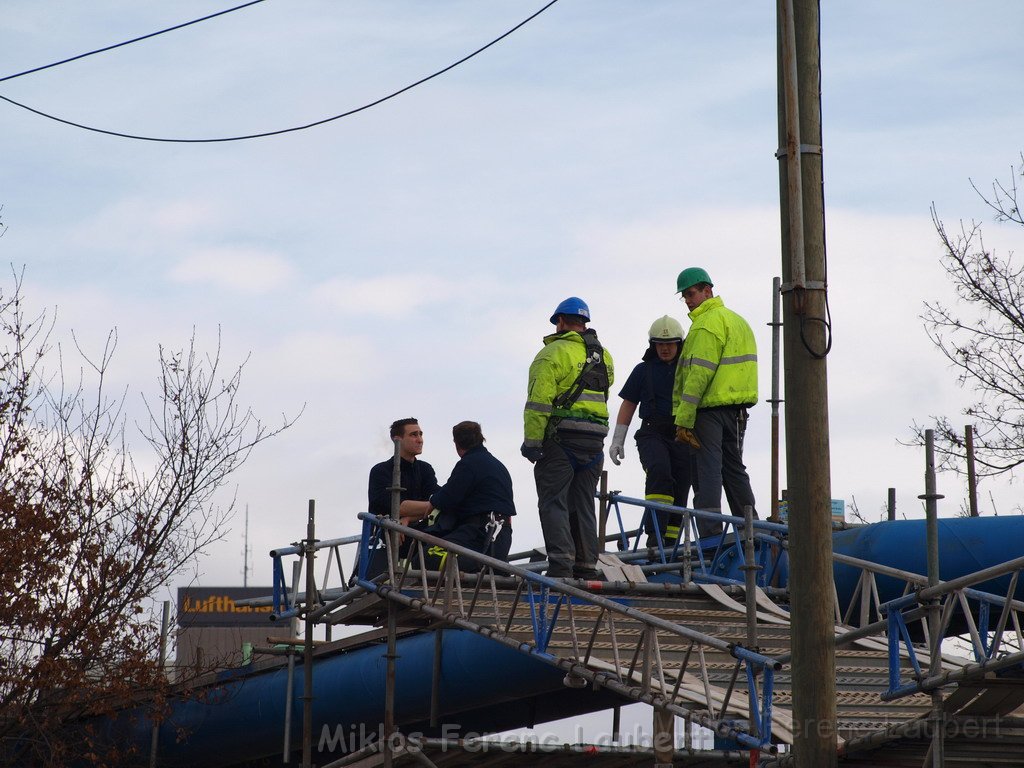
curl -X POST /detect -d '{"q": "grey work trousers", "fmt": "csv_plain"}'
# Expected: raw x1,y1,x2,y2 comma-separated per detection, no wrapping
691,406,758,537
534,436,602,577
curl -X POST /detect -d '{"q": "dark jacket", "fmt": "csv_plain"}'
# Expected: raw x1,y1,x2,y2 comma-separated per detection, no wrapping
367,457,439,516
429,445,516,525
619,357,677,424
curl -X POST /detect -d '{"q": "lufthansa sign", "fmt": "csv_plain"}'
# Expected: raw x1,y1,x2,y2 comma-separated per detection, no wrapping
177,586,275,627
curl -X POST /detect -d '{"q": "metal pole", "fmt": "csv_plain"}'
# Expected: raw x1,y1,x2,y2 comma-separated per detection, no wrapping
283,621,297,761
302,501,317,768
743,506,759,653
965,425,979,517
776,0,836,764
743,505,760,741
769,277,783,522
598,470,609,553
243,503,250,588
919,430,945,767
887,487,896,522
385,436,402,768
388,438,403,577
283,560,301,763
384,603,398,768
148,600,171,768
921,432,942,593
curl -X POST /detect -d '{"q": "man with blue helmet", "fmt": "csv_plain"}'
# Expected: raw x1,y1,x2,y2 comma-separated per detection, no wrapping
522,297,614,579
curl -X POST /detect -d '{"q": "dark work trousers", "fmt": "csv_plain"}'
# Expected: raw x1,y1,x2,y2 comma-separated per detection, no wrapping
419,518,512,574
534,436,603,577
691,406,758,538
635,424,691,545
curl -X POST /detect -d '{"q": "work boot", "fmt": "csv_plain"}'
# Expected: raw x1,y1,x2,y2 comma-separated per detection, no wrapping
572,566,604,581
545,563,573,579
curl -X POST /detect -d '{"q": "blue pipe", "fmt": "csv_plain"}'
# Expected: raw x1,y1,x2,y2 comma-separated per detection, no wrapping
832,516,1024,609
120,629,574,766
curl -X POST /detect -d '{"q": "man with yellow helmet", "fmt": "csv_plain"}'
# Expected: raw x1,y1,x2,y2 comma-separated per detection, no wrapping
610,316,691,548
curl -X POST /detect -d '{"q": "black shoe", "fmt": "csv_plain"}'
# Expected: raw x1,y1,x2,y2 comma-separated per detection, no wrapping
646,533,680,548
573,568,604,581
545,567,573,578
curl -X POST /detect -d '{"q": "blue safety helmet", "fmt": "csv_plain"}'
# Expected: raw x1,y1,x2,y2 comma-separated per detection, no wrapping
549,296,591,325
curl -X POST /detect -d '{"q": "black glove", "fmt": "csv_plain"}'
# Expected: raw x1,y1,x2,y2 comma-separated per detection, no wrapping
520,442,544,463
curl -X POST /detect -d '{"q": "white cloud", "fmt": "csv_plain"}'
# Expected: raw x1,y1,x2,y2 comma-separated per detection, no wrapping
312,273,494,316
168,247,295,294
69,198,225,251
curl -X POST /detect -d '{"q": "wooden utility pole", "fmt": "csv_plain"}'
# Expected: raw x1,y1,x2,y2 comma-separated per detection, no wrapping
776,0,837,765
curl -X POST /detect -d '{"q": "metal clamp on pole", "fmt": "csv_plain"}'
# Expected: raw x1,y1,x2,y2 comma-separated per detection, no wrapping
774,143,823,158
778,280,827,294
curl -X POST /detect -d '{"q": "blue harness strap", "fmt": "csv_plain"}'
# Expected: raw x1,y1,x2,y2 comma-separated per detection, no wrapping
559,441,603,472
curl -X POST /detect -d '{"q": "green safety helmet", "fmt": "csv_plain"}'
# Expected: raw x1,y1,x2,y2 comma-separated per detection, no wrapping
648,315,683,343
676,267,714,294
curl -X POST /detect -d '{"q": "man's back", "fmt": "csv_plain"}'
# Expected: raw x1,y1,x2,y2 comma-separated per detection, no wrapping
674,296,757,426
431,445,515,520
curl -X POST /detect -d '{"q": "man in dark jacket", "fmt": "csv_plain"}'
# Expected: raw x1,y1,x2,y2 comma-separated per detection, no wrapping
367,417,439,520
400,421,515,572
361,418,439,579
610,316,691,547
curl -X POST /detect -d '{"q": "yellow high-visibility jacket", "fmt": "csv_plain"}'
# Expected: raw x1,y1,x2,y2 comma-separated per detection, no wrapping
523,330,615,448
673,296,757,429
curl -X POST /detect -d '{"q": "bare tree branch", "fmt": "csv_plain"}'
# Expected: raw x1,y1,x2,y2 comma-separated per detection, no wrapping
913,157,1024,481
0,273,295,766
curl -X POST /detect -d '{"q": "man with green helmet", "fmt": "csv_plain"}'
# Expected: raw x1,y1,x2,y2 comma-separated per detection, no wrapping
522,297,614,579
673,268,759,535
610,316,691,548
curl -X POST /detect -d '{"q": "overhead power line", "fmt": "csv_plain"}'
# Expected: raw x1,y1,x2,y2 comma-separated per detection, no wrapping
0,0,268,85
0,0,561,144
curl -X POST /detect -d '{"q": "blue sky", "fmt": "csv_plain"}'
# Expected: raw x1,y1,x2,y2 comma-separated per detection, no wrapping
3,1,1023,592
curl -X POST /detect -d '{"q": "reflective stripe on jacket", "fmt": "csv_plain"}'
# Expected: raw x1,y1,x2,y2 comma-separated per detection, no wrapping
523,330,615,447
672,296,757,429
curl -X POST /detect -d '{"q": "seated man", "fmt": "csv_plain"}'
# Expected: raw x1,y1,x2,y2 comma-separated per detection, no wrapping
400,421,515,572
367,417,438,519
363,418,439,578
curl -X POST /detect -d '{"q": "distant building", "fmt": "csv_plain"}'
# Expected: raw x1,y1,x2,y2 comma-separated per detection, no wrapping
175,586,276,671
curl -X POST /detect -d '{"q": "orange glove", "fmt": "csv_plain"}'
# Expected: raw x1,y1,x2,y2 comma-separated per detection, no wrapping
675,426,701,449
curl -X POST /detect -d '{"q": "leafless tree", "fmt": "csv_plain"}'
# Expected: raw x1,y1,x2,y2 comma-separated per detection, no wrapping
0,272,294,766
914,154,1024,480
